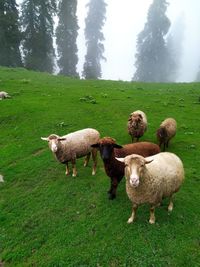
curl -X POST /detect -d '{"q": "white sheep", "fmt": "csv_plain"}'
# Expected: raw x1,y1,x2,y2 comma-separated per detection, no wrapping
0,91,11,100
156,118,177,151
127,110,147,142
116,152,184,224
41,128,100,177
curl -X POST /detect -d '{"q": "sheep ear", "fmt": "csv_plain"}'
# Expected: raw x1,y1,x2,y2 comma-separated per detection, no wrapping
114,144,123,149
145,159,153,164
91,143,99,148
41,137,49,141
115,157,125,163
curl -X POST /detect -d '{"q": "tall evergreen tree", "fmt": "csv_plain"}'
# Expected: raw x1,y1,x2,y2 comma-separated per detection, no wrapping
21,0,56,73
133,0,171,82
83,0,107,79
166,14,185,82
56,0,79,77
0,0,22,67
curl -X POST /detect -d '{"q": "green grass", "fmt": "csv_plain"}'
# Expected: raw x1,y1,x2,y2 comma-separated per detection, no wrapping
0,67,200,267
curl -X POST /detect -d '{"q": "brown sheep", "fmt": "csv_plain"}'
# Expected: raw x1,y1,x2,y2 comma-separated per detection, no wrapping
91,137,160,199
156,118,177,151
127,110,147,142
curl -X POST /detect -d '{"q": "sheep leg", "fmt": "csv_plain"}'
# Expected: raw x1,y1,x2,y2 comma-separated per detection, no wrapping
71,159,77,177
127,203,138,223
168,196,174,211
163,142,166,151
108,178,118,200
91,148,98,175
84,152,91,167
149,206,156,224
158,141,162,148
65,162,70,176
166,139,170,148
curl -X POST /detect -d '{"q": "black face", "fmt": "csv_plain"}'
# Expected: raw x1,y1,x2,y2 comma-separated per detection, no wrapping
99,144,114,161
91,143,122,161
91,142,122,161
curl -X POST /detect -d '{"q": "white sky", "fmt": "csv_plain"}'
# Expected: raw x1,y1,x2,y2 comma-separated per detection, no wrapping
17,0,200,82
77,0,200,82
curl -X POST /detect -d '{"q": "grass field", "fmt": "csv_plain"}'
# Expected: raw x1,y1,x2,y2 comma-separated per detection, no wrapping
0,67,200,266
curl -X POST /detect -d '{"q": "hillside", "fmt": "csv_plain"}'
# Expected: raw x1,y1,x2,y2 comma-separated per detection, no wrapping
0,67,200,266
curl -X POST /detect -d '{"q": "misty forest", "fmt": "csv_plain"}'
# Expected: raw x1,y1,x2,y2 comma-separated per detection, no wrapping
1,0,200,82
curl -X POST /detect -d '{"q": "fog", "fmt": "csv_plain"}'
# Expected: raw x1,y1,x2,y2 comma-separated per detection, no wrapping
77,0,200,82
17,0,200,82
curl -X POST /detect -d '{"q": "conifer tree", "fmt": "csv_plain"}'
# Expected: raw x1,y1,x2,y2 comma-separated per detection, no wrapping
56,0,79,77
165,14,185,82
0,0,22,67
133,0,171,82
21,0,56,73
83,0,107,79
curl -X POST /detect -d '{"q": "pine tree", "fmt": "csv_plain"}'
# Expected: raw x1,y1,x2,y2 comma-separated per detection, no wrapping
0,0,22,67
21,0,56,73
133,0,171,82
83,0,107,79
56,0,79,77
166,14,185,82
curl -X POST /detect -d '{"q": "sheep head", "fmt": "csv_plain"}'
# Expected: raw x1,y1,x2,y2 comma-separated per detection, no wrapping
41,134,66,153
116,155,153,187
91,137,122,161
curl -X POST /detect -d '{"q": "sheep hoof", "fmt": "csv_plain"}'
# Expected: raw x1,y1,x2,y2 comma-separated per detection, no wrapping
127,217,134,224
168,203,173,212
92,170,96,175
108,193,116,200
149,218,155,224
72,173,77,177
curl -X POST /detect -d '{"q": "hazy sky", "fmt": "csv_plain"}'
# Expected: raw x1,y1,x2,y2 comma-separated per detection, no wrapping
77,0,200,82
17,0,200,82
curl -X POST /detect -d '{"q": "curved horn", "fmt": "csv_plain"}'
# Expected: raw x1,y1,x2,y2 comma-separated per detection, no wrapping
145,159,154,164
58,137,67,141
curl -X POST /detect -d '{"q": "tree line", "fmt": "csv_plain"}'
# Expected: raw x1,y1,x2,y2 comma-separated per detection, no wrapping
0,0,199,82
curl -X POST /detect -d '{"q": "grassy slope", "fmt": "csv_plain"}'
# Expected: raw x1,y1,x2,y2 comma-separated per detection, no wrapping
0,67,200,267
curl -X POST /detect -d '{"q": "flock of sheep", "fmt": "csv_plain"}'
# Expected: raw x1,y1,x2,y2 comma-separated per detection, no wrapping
41,110,184,224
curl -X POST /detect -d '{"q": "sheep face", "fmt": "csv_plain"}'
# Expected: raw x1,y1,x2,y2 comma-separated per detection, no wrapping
41,135,66,153
117,156,153,187
129,114,143,129
92,142,122,162
157,127,167,141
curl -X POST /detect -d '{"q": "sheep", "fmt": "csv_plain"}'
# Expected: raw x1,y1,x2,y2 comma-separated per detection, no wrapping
41,128,100,177
0,91,11,100
127,110,147,142
156,118,177,151
91,137,160,199
116,152,184,224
